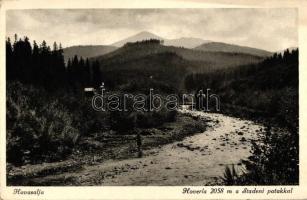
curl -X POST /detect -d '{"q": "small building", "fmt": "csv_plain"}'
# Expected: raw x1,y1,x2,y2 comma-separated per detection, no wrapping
84,87,96,97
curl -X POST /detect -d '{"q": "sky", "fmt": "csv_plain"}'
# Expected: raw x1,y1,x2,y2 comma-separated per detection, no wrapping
6,8,298,51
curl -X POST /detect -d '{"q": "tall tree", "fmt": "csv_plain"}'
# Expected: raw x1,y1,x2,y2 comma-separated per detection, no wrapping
6,37,13,80
92,60,102,87
85,58,91,86
32,40,40,84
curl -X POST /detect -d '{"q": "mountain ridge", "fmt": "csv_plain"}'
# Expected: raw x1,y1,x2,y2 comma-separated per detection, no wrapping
92,41,265,73
111,31,210,49
63,31,275,63
194,42,272,57
63,45,117,63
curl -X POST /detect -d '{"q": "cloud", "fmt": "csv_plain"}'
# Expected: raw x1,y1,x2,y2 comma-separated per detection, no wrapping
6,8,297,51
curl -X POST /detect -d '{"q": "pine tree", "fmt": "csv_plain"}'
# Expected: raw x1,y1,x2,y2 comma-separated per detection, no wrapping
92,60,102,87
32,40,40,84
6,35,69,89
79,57,85,86
67,58,73,85
57,43,66,85
71,55,79,84
6,37,13,80
85,58,91,86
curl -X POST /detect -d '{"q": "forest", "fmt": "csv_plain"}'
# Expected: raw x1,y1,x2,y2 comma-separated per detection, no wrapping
185,49,299,185
185,49,298,131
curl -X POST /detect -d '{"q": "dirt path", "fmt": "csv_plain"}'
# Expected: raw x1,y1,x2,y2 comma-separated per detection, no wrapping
30,109,265,186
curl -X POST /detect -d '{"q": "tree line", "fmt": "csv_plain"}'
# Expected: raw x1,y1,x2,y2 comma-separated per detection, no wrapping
6,35,102,90
185,49,299,92
124,39,164,47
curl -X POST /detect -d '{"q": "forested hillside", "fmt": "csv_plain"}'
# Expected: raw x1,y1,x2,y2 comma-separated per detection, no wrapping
185,49,299,185
194,42,272,57
94,39,265,73
185,49,298,129
90,39,266,91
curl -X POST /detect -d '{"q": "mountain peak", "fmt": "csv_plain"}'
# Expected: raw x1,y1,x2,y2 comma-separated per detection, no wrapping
137,31,158,36
111,31,164,47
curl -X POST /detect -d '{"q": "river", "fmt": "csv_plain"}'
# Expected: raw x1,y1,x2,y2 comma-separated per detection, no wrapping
75,108,265,185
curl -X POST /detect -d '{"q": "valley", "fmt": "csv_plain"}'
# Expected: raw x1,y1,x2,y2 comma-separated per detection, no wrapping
6,30,299,186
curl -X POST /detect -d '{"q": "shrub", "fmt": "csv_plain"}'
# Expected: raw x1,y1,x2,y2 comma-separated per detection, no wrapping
108,93,178,132
6,82,80,165
109,111,136,132
109,109,177,132
225,126,299,185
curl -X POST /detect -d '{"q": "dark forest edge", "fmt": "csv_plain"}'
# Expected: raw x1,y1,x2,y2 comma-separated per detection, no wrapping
186,49,299,185
6,35,104,90
6,35,299,185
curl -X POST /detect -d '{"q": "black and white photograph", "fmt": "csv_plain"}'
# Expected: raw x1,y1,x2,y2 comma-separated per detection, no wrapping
3,5,300,189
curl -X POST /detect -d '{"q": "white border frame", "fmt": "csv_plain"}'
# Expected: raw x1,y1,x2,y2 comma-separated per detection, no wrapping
0,0,306,199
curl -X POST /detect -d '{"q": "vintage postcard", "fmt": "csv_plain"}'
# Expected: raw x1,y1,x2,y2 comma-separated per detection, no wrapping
0,0,307,199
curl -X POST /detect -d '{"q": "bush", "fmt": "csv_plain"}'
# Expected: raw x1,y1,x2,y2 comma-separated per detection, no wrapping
224,126,299,185
109,109,177,132
108,93,178,132
244,126,298,185
7,82,82,165
109,111,136,132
